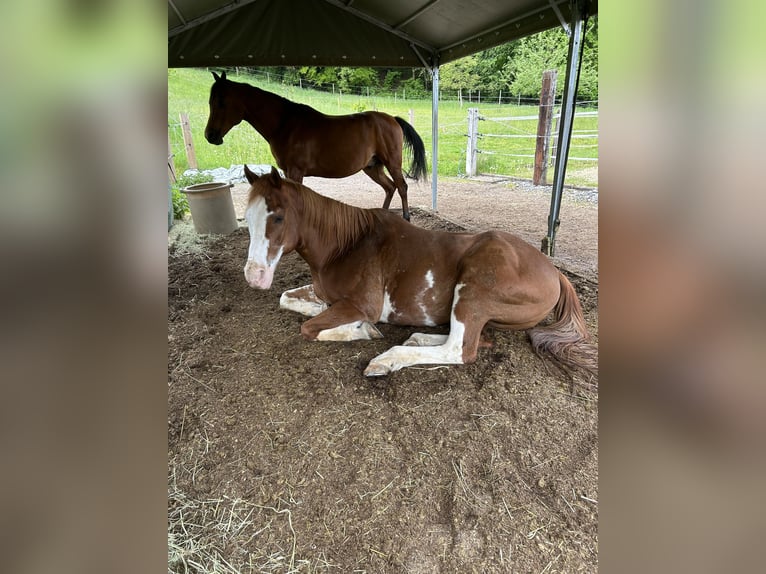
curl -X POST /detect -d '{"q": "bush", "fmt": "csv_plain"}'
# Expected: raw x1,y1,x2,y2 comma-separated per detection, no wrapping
171,187,188,221
352,101,373,112
383,70,402,91
400,77,428,98
170,172,214,220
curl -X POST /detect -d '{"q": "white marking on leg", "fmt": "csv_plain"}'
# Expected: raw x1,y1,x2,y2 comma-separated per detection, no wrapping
316,321,383,341
403,333,449,346
279,284,328,317
365,284,467,376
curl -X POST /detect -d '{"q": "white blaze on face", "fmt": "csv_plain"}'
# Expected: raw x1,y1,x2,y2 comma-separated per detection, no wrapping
244,197,284,289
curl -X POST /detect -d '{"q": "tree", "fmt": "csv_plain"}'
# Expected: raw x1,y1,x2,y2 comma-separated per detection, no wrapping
254,16,597,103
337,67,378,92
576,17,598,101
401,68,429,97
476,43,517,93
298,66,341,88
382,70,402,91
506,28,568,98
504,16,598,101
439,55,481,94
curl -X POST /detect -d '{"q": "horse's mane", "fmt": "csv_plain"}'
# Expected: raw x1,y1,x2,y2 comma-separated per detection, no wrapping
230,80,320,117
296,185,379,260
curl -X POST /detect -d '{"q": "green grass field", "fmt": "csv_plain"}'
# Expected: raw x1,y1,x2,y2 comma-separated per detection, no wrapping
168,68,598,187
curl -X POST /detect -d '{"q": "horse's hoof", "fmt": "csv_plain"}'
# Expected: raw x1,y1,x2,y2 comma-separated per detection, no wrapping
364,361,389,377
403,333,448,347
403,213,411,221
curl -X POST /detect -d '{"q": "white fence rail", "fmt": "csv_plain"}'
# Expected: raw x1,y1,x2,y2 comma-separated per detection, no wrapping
465,106,598,185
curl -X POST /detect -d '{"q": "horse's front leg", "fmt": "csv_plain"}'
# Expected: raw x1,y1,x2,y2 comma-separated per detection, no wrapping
299,300,383,342
364,283,483,376
279,284,327,317
284,166,305,183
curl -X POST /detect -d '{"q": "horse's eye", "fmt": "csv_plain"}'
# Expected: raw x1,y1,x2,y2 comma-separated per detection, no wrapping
273,215,284,224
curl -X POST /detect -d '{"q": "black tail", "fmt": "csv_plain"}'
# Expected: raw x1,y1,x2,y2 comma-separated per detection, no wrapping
394,117,428,181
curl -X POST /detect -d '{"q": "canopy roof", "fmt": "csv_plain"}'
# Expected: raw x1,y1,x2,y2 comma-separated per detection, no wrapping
168,0,597,68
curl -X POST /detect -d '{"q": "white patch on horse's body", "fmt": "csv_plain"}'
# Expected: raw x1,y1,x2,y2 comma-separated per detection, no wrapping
379,290,397,323
416,269,437,326
316,321,383,341
418,310,437,327
244,197,284,288
425,269,434,289
365,284,467,376
280,284,328,317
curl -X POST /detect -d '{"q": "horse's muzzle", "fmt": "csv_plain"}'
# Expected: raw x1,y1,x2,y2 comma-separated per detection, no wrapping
204,129,224,145
244,262,275,289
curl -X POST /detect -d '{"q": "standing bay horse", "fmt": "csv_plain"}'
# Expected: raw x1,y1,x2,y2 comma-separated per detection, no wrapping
242,166,597,378
205,71,426,220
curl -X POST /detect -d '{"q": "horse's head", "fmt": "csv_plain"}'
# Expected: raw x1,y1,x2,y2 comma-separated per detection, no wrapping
243,166,300,289
204,71,244,145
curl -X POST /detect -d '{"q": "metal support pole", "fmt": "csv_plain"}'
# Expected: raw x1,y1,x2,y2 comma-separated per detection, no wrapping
431,65,439,211
541,0,588,256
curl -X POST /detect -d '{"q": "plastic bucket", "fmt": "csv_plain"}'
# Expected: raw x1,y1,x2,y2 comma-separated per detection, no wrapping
182,182,238,235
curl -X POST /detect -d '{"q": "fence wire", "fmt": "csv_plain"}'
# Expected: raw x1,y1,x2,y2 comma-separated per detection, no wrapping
469,106,598,184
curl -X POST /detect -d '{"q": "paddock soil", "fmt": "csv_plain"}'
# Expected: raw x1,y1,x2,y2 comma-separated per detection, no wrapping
168,174,598,573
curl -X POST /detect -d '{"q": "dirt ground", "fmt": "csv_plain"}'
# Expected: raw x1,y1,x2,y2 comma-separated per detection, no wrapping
168,174,598,573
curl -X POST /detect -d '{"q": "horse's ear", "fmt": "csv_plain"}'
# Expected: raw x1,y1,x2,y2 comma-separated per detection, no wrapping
243,164,258,184
221,70,227,81
212,71,221,82
268,166,282,188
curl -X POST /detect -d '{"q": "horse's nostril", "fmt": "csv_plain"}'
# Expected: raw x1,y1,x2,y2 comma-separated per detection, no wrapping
205,129,220,144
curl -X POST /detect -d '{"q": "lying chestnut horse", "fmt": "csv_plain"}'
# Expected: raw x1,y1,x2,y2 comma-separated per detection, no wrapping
205,71,426,220
242,165,597,377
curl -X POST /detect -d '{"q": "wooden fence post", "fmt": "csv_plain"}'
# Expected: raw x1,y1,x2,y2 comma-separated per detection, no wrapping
179,112,198,170
465,107,479,177
533,70,557,185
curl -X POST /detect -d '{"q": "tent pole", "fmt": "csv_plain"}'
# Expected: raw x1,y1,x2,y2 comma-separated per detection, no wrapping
431,65,439,212
541,0,588,256
409,44,439,212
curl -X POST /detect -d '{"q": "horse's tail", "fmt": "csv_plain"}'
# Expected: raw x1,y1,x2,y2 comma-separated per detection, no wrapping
394,116,428,181
528,272,598,377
